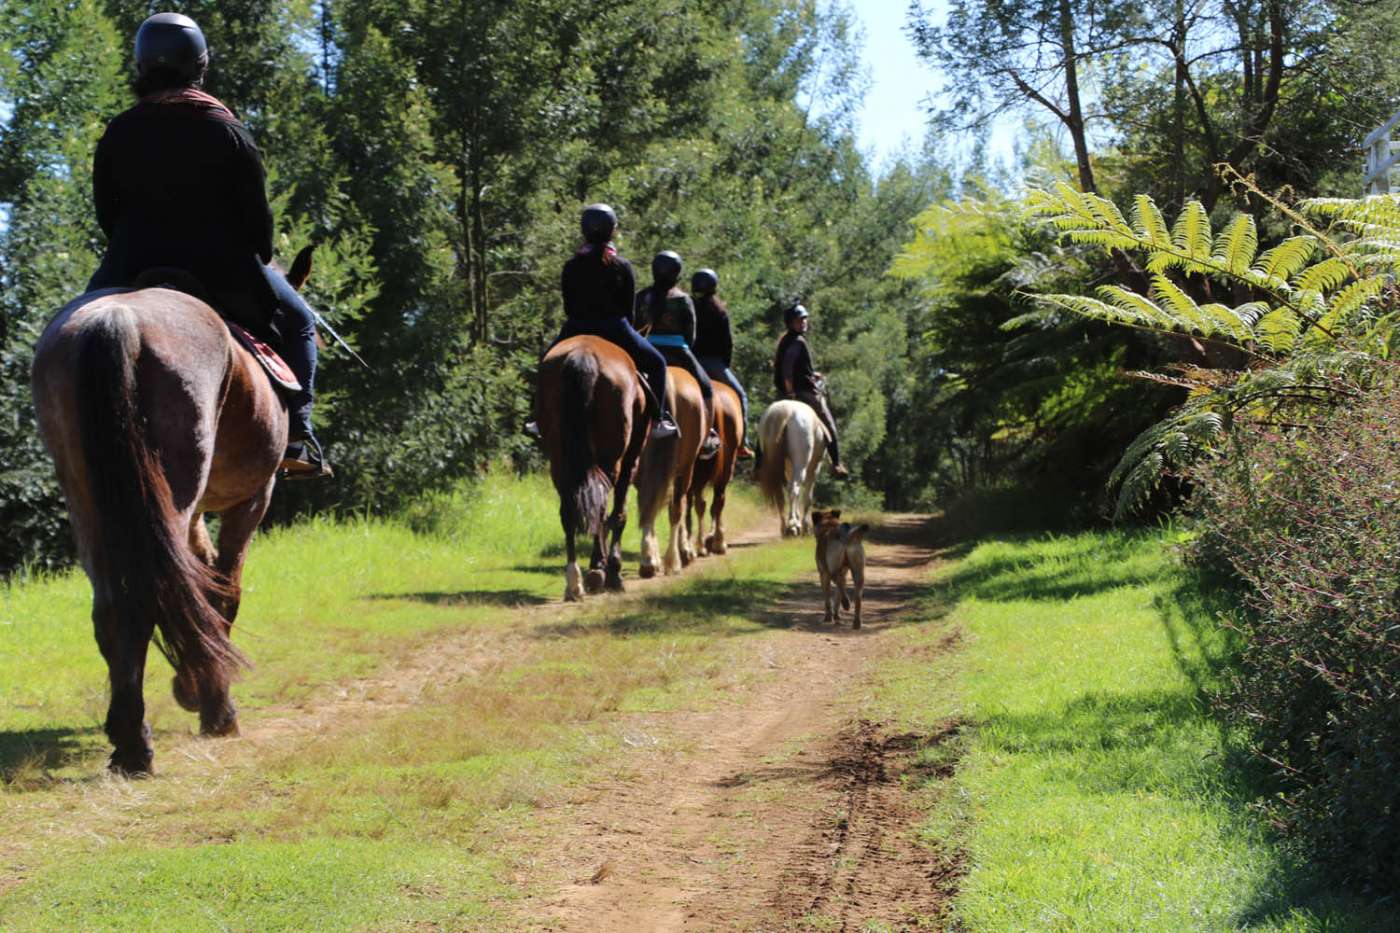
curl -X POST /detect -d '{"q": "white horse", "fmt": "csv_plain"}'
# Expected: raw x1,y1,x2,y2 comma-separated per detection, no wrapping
756,400,828,537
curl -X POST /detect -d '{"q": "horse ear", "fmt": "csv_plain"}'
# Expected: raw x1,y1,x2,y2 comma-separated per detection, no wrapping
287,244,315,291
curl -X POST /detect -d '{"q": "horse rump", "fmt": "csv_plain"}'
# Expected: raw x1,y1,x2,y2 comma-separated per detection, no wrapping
74,310,246,697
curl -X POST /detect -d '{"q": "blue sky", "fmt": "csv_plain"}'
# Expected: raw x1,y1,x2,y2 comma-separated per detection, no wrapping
848,0,1022,172
848,1,933,168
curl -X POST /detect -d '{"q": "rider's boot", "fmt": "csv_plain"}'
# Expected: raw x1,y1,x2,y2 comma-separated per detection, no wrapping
524,420,542,439
639,376,679,440
831,462,850,480
280,430,332,480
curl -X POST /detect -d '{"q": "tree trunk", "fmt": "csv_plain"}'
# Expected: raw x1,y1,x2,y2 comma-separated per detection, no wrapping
1058,0,1096,193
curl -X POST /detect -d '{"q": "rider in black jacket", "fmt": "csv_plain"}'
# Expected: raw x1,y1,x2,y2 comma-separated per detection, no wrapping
774,304,849,479
635,251,721,458
87,13,328,478
691,269,753,459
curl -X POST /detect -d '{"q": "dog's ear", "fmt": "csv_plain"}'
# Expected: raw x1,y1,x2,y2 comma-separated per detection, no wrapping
830,509,841,519
810,509,826,524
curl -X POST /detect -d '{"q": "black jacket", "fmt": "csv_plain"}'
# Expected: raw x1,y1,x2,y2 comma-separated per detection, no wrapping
774,331,817,396
562,251,637,320
89,96,275,316
693,296,733,365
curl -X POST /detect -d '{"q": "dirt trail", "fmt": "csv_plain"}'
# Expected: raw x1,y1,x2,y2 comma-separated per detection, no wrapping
520,514,959,931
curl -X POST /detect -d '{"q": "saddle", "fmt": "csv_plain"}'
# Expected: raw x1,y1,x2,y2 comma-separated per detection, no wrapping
131,267,300,396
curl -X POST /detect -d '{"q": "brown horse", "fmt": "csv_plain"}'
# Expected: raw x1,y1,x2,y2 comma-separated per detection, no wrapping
687,381,743,557
30,251,313,775
536,335,648,600
635,366,706,577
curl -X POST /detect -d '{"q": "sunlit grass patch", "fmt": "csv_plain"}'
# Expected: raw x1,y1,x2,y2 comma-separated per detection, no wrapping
0,471,798,929
879,530,1399,932
0,837,504,932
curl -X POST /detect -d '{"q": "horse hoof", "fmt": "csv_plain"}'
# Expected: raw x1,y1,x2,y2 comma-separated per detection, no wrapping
564,587,583,602
639,564,657,579
585,569,607,594
605,575,625,593
108,752,154,778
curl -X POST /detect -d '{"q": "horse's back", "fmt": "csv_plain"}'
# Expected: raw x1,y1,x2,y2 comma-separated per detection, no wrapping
33,288,276,514
538,334,642,487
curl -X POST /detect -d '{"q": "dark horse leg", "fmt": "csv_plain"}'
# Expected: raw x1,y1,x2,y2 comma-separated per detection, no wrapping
94,589,155,775
203,482,275,735
562,505,584,602
605,407,648,592
585,534,607,594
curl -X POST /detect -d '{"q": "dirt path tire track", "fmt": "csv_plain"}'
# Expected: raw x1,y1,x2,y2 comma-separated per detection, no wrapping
519,514,960,932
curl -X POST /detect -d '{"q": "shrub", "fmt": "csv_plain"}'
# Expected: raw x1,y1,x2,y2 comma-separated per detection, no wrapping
1192,367,1400,890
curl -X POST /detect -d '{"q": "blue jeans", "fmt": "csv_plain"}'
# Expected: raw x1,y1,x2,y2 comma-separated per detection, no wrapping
551,316,671,419
260,264,317,438
699,357,749,431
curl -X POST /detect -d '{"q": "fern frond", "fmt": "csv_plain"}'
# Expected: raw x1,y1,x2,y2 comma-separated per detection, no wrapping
1255,307,1302,353
1133,195,1171,248
1171,201,1213,265
1151,274,1212,334
1212,214,1258,274
1252,236,1317,285
1293,256,1353,293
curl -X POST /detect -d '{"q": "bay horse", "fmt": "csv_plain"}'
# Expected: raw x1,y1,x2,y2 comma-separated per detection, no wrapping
756,399,828,537
634,365,705,577
687,381,743,557
30,249,315,776
536,335,648,601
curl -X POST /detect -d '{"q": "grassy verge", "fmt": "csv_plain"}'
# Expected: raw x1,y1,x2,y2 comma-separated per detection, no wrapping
0,471,792,930
869,530,1397,932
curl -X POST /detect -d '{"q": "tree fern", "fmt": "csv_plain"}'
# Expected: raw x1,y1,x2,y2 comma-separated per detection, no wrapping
1023,185,1398,517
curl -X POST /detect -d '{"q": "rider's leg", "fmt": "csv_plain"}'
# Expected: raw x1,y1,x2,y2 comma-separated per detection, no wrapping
602,318,676,424
261,265,318,440
796,388,847,476
670,346,720,456
262,265,330,477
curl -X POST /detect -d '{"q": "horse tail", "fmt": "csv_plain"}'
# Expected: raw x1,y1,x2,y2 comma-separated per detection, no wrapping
560,352,610,540
75,309,245,693
757,408,790,509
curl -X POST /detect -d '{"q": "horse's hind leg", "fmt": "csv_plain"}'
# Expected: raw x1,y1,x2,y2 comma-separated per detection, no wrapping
694,488,710,557
709,482,728,554
94,591,155,775
786,464,806,537
562,509,584,602
585,534,607,594
184,481,274,737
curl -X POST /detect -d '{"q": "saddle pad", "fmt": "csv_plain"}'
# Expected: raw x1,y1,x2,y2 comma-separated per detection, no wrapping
227,322,302,393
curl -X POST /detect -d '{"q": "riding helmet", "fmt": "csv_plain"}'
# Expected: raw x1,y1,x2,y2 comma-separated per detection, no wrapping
691,268,719,295
652,250,683,284
784,303,810,324
135,13,209,80
580,203,617,244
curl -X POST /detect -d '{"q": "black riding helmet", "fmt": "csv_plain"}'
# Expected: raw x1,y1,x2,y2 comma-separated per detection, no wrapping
784,303,810,325
135,12,209,81
580,203,617,244
691,268,718,295
652,250,682,285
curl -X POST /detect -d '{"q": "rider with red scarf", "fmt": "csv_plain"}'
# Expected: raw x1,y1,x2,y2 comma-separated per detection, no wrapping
87,13,328,479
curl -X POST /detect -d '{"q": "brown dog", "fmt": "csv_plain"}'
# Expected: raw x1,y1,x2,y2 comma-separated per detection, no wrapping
812,509,868,628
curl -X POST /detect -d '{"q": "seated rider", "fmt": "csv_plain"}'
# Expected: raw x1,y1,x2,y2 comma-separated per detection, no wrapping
691,268,754,460
525,204,679,441
86,12,329,479
774,304,849,479
635,252,722,459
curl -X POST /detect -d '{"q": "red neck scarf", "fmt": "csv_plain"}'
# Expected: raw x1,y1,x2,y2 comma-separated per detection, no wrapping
139,88,240,123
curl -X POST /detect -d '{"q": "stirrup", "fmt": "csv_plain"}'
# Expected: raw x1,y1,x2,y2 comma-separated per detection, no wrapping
279,435,333,481
698,429,721,460
524,421,542,439
650,418,680,440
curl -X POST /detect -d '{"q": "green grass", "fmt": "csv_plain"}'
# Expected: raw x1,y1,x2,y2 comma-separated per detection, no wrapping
871,530,1398,933
0,470,794,930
